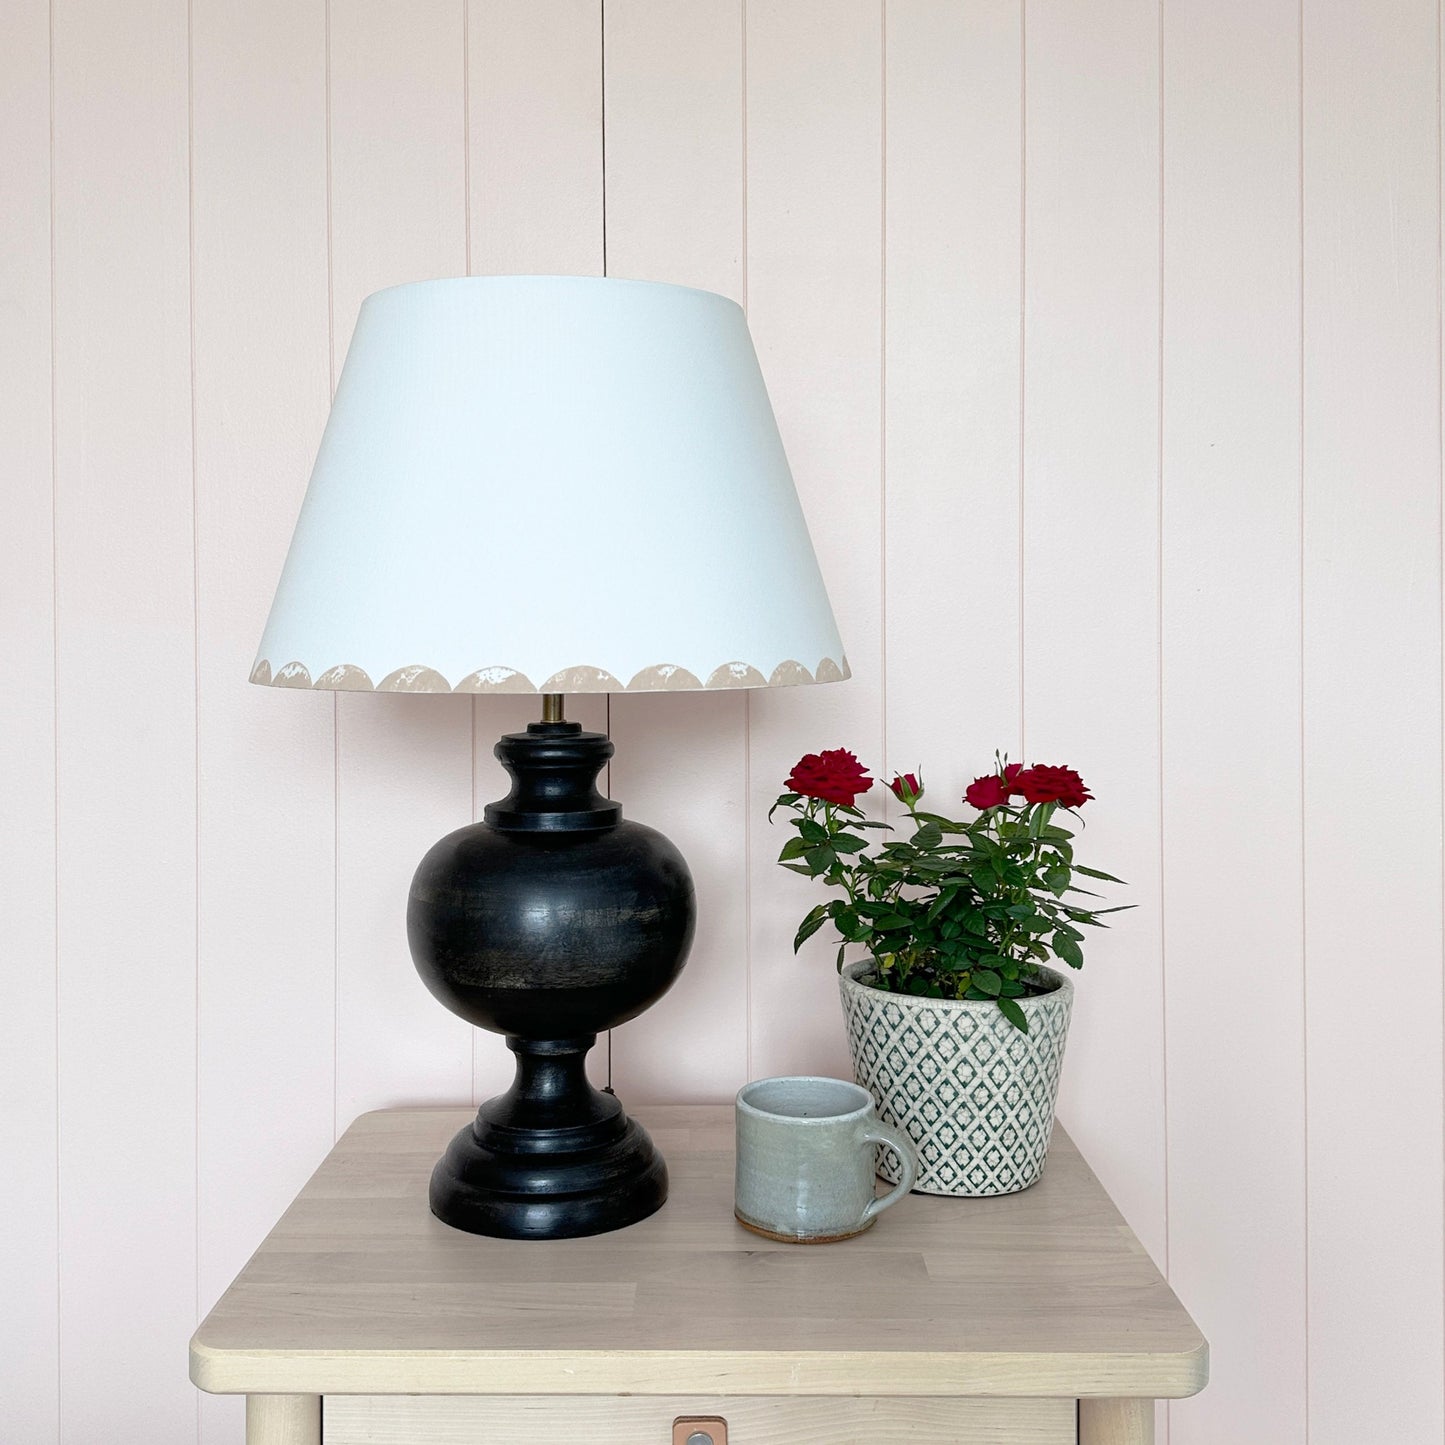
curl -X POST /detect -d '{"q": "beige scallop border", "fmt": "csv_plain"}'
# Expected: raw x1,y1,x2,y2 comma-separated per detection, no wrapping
249,656,850,693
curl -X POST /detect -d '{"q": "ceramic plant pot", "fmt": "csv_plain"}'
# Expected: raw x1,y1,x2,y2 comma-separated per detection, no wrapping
838,957,1073,1197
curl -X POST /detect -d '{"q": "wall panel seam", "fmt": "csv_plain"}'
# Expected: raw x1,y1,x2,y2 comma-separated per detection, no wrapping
186,5,202,1442
1297,0,1309,1437
1437,0,1445,1429
741,0,754,1084
463,0,477,1110
325,0,340,1144
879,0,888,787
603,1,611,1091
1017,0,1028,761
47,0,61,1430
1155,7,1169,1438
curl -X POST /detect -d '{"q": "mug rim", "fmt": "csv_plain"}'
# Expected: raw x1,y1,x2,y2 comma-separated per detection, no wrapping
736,1074,874,1125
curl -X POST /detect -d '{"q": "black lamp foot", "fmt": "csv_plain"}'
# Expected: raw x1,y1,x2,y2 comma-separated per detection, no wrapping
428,1035,668,1240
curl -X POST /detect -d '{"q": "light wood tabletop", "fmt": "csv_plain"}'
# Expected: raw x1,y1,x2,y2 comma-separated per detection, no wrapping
191,1105,1206,1444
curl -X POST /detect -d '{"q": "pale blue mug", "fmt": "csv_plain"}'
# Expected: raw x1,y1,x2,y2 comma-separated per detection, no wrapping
734,1076,919,1243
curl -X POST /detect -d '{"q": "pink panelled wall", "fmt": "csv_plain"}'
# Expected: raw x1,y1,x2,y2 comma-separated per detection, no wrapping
0,2,1441,1441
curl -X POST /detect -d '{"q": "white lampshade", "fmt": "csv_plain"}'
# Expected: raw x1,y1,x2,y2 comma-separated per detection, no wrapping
251,275,848,695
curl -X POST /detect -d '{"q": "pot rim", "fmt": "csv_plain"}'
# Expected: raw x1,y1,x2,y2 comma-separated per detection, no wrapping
839,955,1073,1010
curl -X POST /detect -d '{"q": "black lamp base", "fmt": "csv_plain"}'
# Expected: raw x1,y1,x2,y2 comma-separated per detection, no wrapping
428,1035,667,1240
407,716,694,1241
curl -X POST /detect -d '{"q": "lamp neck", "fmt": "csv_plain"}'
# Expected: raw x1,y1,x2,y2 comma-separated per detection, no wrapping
540,693,565,724
483,721,620,832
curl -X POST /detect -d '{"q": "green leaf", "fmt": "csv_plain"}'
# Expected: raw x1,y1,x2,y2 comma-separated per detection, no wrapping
830,833,870,854
972,968,1002,996
998,996,1029,1033
796,817,828,843
792,906,828,952
1028,802,1056,837
779,862,816,877
1074,864,1125,884
1044,864,1070,896
804,846,836,872
1052,931,1084,969
911,820,943,849
971,864,1002,892
913,810,964,830
926,886,960,923
777,836,810,862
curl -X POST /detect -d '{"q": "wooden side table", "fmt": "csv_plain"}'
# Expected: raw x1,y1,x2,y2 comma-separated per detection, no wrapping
191,1107,1206,1445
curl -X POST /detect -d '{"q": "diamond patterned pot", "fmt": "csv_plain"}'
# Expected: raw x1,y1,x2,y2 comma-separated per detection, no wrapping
838,958,1073,1197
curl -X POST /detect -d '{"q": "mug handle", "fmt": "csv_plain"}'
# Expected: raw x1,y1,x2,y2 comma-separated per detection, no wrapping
859,1118,919,1223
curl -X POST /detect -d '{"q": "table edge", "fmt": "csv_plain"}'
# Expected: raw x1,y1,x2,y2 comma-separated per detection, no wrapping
189,1335,1209,1400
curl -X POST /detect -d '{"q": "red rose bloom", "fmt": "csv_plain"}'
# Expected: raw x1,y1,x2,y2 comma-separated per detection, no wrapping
786,749,874,807
1002,761,1025,794
1014,764,1092,809
889,772,922,804
964,773,1010,810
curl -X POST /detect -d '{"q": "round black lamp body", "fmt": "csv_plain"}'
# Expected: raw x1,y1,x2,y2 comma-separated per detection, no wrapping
407,717,695,1240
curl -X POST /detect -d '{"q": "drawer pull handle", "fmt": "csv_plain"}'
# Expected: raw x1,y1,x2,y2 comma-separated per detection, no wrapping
673,1416,728,1445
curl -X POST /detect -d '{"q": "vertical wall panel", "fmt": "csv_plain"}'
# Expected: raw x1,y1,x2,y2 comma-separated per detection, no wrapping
1161,3,1307,1441
469,0,602,277
744,0,885,1080
329,0,474,1124
465,0,606,1101
602,0,750,1102
884,0,1023,803
0,3,58,1439
1022,0,1168,1280
1302,2,1445,1440
51,1,198,1440
190,3,334,1440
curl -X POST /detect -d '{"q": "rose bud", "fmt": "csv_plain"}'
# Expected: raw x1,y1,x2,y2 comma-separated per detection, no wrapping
889,772,923,805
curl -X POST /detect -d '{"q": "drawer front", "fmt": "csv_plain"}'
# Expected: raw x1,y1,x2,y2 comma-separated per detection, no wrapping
323,1394,1076,1444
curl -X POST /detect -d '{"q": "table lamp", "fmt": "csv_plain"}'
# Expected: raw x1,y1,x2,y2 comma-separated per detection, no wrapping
252,275,847,1240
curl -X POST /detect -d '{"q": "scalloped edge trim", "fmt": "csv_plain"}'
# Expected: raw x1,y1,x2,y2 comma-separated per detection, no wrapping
249,656,851,692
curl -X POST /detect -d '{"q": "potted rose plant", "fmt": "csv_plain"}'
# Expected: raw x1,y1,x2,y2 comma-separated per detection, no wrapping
772,751,1127,1196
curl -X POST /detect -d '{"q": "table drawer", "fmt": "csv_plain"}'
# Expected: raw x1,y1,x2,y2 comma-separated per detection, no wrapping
323,1394,1076,1444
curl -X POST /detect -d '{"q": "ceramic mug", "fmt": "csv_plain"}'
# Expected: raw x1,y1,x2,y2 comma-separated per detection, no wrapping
734,1076,919,1243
